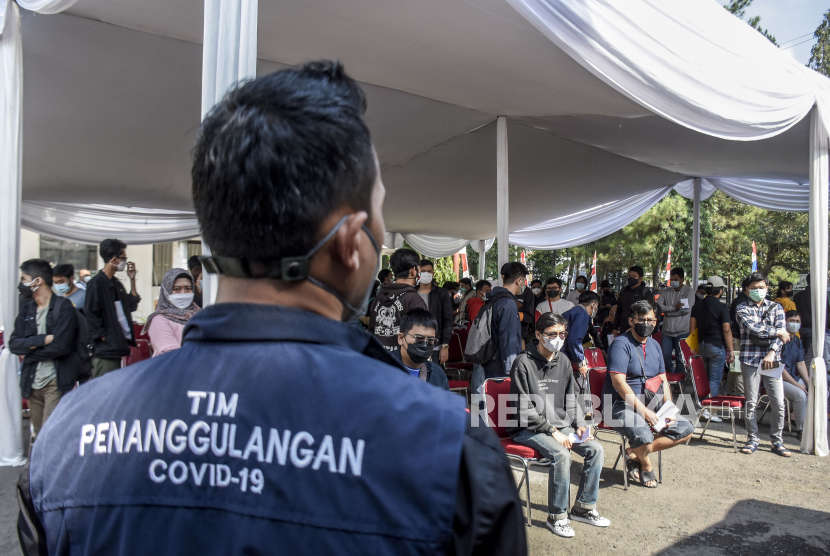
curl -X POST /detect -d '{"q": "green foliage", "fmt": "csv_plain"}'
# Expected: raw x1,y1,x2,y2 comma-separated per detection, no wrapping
809,10,830,77
724,0,777,45
431,256,458,286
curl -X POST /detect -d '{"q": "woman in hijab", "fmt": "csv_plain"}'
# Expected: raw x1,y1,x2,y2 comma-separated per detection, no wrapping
144,268,200,357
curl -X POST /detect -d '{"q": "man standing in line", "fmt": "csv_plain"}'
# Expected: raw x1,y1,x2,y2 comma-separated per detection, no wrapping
596,280,616,326
52,264,86,308
9,260,79,444
614,266,654,335
188,256,204,308
657,267,695,375
416,259,454,365
535,278,574,322
368,248,428,352
483,262,528,379
562,291,601,376
84,238,141,377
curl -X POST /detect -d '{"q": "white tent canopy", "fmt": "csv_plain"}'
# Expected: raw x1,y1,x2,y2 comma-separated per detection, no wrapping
2,0,828,463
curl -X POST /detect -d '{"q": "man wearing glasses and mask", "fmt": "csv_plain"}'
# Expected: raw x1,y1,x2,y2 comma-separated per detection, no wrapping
395,309,449,390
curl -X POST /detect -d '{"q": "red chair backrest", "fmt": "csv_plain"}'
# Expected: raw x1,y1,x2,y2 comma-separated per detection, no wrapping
652,330,662,344
134,323,150,342
588,367,609,414
584,347,606,368
124,339,152,367
689,355,710,400
483,378,512,439
679,339,694,369
454,326,469,351
447,333,464,363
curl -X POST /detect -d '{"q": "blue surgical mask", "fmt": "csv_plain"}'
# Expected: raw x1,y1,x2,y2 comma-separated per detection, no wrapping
787,322,801,334
54,283,70,295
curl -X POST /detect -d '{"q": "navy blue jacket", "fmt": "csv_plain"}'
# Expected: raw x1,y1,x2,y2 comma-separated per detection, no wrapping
562,305,591,367
483,287,522,379
20,303,525,555
394,350,450,390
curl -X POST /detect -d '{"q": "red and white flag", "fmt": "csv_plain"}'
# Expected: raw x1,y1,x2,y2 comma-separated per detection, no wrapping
590,251,597,291
664,246,672,283
751,241,757,272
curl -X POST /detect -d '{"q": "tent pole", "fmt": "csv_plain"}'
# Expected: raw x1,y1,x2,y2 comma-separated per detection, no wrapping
496,116,509,279
478,241,486,280
692,178,701,288
804,106,829,457
200,0,258,307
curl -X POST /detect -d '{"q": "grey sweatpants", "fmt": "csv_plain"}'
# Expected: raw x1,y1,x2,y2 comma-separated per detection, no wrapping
741,362,785,445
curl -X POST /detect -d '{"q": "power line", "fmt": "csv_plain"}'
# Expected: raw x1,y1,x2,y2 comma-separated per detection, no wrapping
779,32,814,46
782,37,817,50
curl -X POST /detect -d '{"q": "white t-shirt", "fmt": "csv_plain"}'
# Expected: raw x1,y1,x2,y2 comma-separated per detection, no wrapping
566,290,582,305
114,301,133,339
535,298,574,320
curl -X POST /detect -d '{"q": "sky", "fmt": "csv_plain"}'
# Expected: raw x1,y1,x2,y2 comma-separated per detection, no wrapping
747,0,827,65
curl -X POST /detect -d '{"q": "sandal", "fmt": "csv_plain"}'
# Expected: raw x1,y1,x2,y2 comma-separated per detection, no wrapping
625,457,641,482
640,469,658,488
740,441,758,454
771,443,792,457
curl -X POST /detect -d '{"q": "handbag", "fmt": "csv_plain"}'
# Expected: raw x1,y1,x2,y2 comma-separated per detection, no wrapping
633,341,664,409
748,303,776,349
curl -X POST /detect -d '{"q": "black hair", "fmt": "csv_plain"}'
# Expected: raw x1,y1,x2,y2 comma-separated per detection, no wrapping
785,310,801,320
741,276,751,289
419,259,434,269
536,312,567,332
531,279,542,287
188,256,202,271
390,249,421,278
776,280,793,298
705,285,724,296
579,291,600,305
630,299,655,319
600,279,611,289
475,279,492,291
20,259,54,287
192,60,376,261
443,281,459,291
377,269,392,282
100,238,127,263
459,277,472,287
400,308,438,336
670,267,685,280
628,266,644,278
575,275,588,285
52,264,74,280
747,272,767,286
697,284,707,292
545,277,563,288
501,262,528,284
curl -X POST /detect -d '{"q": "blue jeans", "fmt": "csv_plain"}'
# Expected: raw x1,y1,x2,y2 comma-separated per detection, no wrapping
699,341,726,397
660,333,687,375
512,428,604,520
610,401,695,449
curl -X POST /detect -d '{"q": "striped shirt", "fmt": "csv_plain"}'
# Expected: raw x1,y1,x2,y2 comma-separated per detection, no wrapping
736,299,785,367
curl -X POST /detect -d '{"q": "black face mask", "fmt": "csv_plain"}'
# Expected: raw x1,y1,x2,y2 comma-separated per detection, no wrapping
633,322,654,337
18,281,34,299
405,341,432,365
547,289,559,298
628,277,639,287
784,290,793,298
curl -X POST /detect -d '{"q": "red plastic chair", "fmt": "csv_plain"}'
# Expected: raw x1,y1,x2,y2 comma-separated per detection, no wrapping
445,333,473,376
122,339,152,368
652,330,662,345
588,368,637,489
133,323,150,342
482,378,550,526
687,355,745,452
584,347,606,370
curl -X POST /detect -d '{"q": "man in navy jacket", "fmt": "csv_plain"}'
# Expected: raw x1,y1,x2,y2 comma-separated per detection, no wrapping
563,291,601,375
482,262,527,379
19,61,525,556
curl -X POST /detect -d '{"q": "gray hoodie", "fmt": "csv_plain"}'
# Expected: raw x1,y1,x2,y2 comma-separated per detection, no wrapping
507,342,586,438
658,284,695,337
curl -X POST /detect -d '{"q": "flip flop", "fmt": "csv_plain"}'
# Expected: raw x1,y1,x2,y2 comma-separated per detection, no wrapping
740,441,758,454
771,443,792,457
640,469,658,488
625,457,641,482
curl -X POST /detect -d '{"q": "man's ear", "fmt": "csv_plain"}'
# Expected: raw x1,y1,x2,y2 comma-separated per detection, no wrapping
333,212,369,271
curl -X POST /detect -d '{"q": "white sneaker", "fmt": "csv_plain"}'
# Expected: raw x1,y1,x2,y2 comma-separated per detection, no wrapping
701,409,723,423
547,517,575,538
570,508,611,527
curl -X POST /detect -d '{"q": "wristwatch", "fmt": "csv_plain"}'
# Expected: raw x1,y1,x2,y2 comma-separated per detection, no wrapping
547,427,557,436
442,344,449,349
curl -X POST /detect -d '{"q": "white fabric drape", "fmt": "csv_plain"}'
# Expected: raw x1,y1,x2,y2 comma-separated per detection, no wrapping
401,234,478,258
509,185,674,249
201,0,258,307
507,0,830,140
675,177,813,212
21,202,201,244
0,0,78,467
383,232,404,250
803,108,829,456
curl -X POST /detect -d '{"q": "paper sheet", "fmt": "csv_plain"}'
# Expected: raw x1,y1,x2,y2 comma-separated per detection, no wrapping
652,401,679,432
568,428,592,444
757,362,784,378
680,298,690,309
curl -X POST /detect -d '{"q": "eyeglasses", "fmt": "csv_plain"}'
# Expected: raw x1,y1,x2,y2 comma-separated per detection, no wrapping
406,334,438,347
541,331,568,339
634,318,658,325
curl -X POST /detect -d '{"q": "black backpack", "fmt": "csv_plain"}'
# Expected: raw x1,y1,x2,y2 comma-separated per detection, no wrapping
52,299,93,383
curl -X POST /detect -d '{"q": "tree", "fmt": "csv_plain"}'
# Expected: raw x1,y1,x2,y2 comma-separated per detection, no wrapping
724,0,777,45
809,10,830,77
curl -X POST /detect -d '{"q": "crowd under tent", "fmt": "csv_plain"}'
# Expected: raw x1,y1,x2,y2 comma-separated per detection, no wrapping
1,0,828,465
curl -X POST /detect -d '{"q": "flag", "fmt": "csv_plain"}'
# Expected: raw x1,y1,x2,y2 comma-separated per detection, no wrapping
520,250,526,264
590,251,597,291
664,246,672,283
751,241,757,272
460,253,468,278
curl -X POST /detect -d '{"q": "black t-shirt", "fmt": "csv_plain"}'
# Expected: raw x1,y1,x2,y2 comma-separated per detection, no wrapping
691,296,730,348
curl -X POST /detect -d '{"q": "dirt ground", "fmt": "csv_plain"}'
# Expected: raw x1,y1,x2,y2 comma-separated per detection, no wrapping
517,417,830,555
2,416,829,555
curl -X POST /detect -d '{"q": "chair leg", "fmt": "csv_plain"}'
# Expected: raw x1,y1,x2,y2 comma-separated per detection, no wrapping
622,437,628,490
786,399,792,434
658,450,662,484
699,411,713,440
523,459,531,527
730,409,737,453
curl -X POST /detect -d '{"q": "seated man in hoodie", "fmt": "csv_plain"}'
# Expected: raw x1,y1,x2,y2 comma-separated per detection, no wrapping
395,309,449,390
508,312,610,539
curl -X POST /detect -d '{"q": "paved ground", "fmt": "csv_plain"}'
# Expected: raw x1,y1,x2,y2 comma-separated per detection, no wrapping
1,416,829,555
